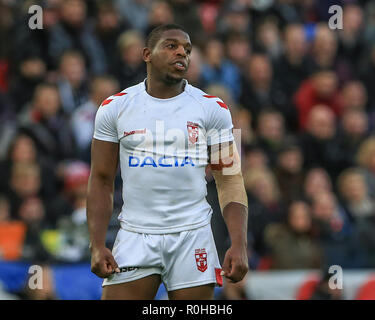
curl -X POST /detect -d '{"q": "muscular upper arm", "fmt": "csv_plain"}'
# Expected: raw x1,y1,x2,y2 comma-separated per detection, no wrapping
90,138,119,184
208,141,247,210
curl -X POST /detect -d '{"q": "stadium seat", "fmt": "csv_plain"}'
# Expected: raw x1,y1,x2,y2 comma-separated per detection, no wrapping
355,277,375,300
0,221,26,260
295,276,320,300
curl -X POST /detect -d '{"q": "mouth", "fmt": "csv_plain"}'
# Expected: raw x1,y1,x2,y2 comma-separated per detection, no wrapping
171,60,187,71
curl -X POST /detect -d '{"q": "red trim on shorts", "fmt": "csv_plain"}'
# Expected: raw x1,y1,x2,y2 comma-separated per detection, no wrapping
215,268,223,286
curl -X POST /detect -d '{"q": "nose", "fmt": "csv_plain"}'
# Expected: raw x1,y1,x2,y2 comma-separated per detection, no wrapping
176,44,187,57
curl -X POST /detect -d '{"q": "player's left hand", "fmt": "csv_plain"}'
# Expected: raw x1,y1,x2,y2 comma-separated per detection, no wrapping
221,245,248,283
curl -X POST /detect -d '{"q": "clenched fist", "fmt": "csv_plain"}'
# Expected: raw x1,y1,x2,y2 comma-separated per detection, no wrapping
90,246,120,278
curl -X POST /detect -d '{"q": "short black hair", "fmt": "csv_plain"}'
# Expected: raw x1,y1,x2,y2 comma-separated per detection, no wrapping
145,24,188,50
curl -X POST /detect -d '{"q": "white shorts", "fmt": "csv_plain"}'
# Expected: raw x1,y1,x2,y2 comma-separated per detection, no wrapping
102,223,223,291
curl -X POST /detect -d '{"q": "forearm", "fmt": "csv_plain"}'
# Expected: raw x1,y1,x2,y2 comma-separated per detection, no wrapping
211,160,248,249
86,175,115,249
222,202,248,248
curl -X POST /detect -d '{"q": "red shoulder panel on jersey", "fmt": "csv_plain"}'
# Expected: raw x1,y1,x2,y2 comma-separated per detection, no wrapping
203,95,229,110
100,92,127,106
216,101,229,110
101,99,113,106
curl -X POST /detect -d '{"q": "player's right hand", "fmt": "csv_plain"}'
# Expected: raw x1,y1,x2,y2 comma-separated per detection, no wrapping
90,246,120,278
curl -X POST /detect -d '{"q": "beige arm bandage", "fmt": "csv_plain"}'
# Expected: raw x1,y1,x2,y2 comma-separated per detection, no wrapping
210,142,248,212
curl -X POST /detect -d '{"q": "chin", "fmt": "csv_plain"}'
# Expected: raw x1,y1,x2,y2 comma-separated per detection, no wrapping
164,73,184,85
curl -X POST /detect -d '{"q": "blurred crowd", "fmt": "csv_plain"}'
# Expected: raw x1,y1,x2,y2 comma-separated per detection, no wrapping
1,0,375,297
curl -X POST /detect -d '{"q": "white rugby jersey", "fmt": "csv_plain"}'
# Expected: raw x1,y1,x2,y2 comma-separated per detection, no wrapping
93,79,234,234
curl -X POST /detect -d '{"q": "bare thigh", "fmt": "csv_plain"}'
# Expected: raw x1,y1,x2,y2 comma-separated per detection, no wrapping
168,284,215,300
102,274,162,300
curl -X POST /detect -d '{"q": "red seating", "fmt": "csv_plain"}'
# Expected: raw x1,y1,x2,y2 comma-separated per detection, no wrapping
355,277,375,300
295,276,320,300
0,221,27,260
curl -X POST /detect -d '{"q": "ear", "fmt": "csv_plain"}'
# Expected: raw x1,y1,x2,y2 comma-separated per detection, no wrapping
143,47,151,63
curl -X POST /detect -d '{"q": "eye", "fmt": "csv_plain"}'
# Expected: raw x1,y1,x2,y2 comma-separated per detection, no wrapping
167,43,176,49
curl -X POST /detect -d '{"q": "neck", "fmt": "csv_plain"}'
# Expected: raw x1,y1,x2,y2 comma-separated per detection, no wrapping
146,75,185,99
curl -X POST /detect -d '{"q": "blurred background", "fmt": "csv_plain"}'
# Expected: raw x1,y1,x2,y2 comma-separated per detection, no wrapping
1,0,375,300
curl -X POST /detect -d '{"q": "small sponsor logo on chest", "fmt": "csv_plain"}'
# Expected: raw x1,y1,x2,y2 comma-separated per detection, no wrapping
123,128,146,137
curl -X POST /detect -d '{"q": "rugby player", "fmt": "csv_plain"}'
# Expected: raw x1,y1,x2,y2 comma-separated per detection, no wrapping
87,24,248,300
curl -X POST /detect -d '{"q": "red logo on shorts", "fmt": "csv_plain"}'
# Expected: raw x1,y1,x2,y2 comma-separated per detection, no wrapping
195,248,207,272
187,121,199,145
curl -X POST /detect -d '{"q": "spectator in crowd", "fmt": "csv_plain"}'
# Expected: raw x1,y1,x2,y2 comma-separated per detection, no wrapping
310,24,337,72
0,90,15,124
337,168,375,221
360,44,375,111
216,1,252,40
274,23,313,130
244,167,285,257
339,80,368,112
232,108,254,147
242,144,269,173
337,4,366,75
264,201,322,269
240,54,288,127
309,24,352,82
12,0,60,70
294,70,341,130
18,196,54,263
303,167,333,202
115,0,153,32
168,0,204,45
94,0,131,73
113,30,147,89
5,162,42,219
201,37,241,101
71,75,119,162
48,0,107,73
274,143,305,205
254,18,283,61
0,0,15,92
298,105,342,179
255,108,286,166
57,50,89,115
0,195,10,222
0,133,57,201
334,109,369,171
17,83,76,164
356,136,375,198
51,161,91,263
224,32,251,71
311,191,363,268
9,55,47,113
145,0,174,36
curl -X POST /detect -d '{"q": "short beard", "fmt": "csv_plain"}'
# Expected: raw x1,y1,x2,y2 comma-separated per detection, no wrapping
164,73,183,85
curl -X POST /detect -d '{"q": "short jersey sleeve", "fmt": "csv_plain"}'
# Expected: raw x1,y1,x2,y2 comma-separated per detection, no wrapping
205,98,234,146
93,99,119,143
